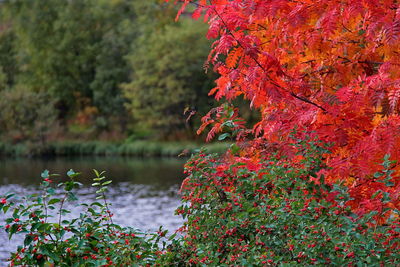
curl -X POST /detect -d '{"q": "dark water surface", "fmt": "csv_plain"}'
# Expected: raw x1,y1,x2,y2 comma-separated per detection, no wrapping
0,157,186,262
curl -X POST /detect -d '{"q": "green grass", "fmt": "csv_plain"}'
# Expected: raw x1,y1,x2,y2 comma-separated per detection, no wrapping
0,140,231,158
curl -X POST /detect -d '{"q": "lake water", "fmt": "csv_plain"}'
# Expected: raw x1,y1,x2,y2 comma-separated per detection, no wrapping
0,157,186,262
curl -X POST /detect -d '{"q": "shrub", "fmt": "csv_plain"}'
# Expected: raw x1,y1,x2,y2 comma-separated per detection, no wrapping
0,170,167,266
169,137,400,266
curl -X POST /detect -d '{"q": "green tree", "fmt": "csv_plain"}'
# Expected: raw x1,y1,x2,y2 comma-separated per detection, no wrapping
3,0,135,125
123,2,215,139
89,1,136,132
0,26,18,90
0,87,57,143
0,0,217,141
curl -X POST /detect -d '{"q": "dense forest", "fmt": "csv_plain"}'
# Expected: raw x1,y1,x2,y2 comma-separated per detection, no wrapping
0,0,216,145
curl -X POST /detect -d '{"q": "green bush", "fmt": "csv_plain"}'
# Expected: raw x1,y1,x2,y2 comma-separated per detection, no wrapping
1,170,167,266
167,138,400,266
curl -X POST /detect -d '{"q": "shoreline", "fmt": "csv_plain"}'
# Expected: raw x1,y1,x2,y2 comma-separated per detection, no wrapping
0,140,231,158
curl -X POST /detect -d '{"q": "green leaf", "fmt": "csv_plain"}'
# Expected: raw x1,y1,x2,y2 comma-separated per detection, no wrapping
67,169,75,177
384,154,390,161
381,191,391,203
101,180,112,186
3,205,9,213
168,233,177,240
60,209,71,215
90,202,103,207
41,170,50,179
218,133,230,141
8,224,19,239
385,181,394,187
222,120,234,128
67,169,81,178
48,198,60,205
6,193,15,199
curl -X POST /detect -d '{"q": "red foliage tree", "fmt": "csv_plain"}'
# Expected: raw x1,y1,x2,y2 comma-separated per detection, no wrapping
172,1,400,218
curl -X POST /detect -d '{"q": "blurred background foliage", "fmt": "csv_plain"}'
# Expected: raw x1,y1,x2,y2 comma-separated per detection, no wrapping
0,0,220,146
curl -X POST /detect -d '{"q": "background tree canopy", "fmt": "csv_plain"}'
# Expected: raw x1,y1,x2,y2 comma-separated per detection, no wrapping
123,8,215,139
0,0,217,142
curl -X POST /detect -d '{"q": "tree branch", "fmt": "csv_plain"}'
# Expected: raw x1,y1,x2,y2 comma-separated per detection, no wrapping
207,0,326,112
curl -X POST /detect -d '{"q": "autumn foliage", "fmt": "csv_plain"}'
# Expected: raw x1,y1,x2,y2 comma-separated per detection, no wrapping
2,1,400,265
172,0,400,218
173,140,400,265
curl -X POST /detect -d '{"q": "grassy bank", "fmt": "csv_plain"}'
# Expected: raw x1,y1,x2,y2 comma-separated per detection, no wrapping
0,140,231,157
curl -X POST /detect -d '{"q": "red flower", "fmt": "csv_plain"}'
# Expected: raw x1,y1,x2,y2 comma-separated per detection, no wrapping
1,198,6,204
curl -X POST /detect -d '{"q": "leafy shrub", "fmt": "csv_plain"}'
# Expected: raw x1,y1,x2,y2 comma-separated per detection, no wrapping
168,137,400,266
0,170,167,267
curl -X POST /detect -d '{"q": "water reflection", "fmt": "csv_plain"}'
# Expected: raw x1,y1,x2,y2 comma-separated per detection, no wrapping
0,157,186,187
0,157,186,262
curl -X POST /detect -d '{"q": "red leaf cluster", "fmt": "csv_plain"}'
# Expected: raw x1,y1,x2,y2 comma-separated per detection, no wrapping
173,1,400,217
